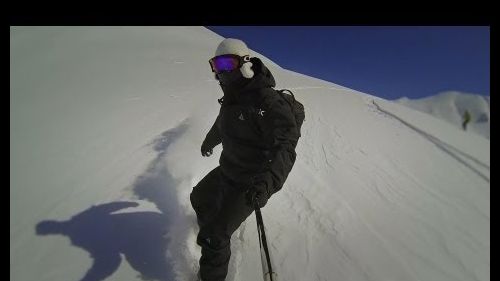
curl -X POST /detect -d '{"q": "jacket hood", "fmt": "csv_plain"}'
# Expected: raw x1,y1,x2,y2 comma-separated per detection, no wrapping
246,57,276,89
220,57,276,97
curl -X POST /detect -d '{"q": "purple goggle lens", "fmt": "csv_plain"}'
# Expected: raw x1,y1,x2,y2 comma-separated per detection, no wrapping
209,55,249,73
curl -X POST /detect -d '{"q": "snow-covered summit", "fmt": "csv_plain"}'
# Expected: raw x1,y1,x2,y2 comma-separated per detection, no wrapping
395,91,490,139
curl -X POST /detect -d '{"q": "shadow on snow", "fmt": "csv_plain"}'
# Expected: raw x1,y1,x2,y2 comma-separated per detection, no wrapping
36,120,191,281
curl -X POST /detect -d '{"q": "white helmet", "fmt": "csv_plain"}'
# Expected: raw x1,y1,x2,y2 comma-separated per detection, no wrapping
215,38,254,79
215,38,250,57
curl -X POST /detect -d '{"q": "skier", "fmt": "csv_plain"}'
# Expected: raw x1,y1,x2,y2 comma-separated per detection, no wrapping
462,110,471,131
190,38,300,281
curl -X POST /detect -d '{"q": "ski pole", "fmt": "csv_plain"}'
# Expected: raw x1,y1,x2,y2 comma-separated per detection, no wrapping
254,196,278,281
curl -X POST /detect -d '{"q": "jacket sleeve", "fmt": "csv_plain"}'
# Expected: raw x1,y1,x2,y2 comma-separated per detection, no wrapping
255,98,299,195
202,114,222,149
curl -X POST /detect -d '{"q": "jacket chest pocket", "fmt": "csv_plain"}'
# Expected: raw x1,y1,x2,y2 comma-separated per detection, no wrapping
221,105,263,141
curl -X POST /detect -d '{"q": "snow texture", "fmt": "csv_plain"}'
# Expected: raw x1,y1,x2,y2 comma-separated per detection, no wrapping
11,26,489,281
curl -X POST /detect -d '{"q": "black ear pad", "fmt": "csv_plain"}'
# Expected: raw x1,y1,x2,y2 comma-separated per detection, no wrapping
215,73,219,80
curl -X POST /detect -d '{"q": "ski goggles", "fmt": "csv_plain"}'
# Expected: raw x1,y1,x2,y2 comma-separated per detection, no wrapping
209,54,250,74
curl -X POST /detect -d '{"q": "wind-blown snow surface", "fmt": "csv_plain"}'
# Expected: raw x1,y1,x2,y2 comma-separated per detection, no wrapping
11,27,489,281
395,91,490,139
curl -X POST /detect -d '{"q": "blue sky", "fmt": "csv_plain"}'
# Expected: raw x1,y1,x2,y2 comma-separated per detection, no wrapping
206,26,490,100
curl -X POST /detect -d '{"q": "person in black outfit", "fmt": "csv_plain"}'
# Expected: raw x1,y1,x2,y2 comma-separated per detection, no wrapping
190,38,300,281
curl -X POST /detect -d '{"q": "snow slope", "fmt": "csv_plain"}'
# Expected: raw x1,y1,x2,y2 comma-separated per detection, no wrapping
395,91,490,139
10,26,489,281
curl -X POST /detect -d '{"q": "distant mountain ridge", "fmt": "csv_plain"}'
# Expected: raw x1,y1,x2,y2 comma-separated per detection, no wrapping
395,91,490,139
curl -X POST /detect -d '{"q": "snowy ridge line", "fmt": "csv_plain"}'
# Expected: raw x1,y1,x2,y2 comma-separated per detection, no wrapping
371,99,489,171
285,86,326,90
372,101,489,183
395,92,490,140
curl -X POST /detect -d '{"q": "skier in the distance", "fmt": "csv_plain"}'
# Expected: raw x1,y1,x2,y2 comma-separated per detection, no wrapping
190,38,300,281
462,110,471,131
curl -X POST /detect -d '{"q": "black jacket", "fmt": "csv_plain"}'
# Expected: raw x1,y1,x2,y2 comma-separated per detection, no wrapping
203,57,299,196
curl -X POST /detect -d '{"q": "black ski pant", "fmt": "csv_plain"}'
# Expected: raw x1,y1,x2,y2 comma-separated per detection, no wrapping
190,166,254,281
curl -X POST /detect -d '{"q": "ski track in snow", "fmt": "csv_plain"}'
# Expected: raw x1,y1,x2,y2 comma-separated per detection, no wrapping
287,106,394,281
372,100,489,183
287,92,488,281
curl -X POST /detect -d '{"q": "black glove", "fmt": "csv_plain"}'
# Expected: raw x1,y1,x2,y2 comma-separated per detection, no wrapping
201,142,213,157
246,182,270,208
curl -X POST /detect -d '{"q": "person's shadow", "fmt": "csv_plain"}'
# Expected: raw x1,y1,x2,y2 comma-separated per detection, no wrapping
36,120,191,281
36,202,173,281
